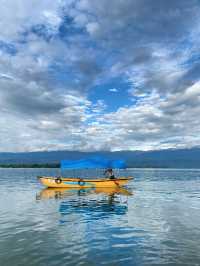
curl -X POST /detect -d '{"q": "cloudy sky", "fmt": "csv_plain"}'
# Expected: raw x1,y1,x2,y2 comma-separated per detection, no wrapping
1,0,200,152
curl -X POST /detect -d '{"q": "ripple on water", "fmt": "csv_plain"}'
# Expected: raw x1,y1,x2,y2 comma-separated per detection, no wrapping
0,168,200,266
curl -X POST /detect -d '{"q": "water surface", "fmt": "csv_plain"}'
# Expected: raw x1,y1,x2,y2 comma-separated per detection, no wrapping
0,168,200,266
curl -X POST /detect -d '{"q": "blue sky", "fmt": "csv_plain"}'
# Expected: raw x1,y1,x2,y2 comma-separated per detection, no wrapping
89,77,133,112
0,0,200,152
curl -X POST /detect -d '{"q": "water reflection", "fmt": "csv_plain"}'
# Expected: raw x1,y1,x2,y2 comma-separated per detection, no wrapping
37,187,133,223
37,187,132,200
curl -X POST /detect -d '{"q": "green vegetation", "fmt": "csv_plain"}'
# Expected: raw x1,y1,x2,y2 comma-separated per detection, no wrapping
0,163,60,168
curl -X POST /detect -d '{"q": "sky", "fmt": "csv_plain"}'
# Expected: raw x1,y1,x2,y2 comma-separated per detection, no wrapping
1,0,200,152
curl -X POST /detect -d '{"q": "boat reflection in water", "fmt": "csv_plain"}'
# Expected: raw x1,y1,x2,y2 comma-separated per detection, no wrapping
38,186,132,199
37,187,133,222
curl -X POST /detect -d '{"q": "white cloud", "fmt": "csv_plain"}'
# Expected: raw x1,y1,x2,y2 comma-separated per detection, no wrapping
185,81,200,97
0,73,14,80
86,22,100,36
73,84,200,151
109,88,118,93
0,0,63,41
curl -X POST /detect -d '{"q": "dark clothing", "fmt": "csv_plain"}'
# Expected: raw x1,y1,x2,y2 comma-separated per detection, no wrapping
104,169,115,179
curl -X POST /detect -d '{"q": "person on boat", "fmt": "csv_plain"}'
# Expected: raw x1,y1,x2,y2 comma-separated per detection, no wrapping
104,168,115,179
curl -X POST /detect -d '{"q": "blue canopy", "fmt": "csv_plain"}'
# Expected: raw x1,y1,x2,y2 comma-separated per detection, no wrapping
61,157,126,169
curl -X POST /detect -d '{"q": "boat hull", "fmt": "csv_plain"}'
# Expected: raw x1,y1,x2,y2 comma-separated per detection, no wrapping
38,176,133,188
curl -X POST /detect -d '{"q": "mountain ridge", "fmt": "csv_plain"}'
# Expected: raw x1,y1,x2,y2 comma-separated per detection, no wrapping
0,147,200,168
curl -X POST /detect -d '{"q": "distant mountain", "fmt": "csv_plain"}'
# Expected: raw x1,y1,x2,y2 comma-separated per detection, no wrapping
0,148,200,168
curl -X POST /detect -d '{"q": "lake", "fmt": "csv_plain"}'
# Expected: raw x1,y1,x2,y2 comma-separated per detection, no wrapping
0,168,200,266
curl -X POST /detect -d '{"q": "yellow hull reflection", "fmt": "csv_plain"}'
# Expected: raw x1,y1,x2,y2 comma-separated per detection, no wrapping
38,176,133,188
38,186,133,200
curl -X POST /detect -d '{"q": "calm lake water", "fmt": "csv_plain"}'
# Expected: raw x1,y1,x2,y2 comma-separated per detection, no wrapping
0,168,200,266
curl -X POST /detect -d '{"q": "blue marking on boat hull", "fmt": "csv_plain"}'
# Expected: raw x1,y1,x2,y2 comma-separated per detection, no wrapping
63,181,95,187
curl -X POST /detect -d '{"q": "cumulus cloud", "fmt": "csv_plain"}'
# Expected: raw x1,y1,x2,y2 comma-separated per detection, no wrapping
0,0,200,151
0,0,63,41
79,85,200,151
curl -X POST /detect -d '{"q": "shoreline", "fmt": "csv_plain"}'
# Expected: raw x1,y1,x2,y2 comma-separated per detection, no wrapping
1,164,200,169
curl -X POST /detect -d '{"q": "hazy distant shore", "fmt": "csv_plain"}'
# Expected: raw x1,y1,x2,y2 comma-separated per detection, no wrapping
0,163,200,169
0,163,59,168
1,148,200,168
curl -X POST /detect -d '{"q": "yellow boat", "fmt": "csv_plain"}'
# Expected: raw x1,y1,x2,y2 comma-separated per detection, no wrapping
38,176,133,188
38,158,133,188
